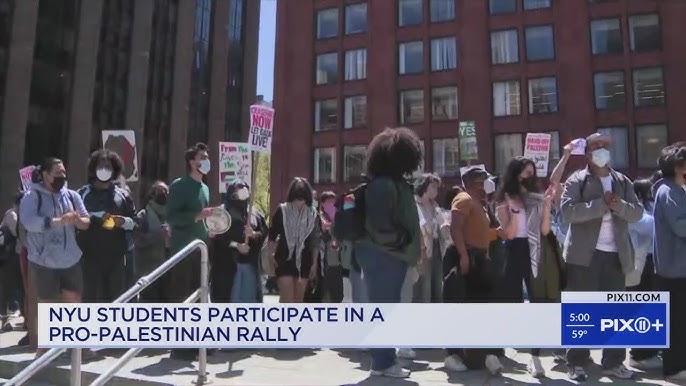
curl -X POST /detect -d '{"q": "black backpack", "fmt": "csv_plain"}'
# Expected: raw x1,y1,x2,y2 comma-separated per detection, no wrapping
333,182,368,242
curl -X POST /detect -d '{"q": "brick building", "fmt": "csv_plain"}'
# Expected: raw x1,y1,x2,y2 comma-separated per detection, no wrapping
0,0,260,208
271,0,686,209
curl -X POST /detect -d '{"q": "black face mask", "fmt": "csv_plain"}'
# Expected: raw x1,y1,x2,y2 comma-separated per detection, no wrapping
154,193,167,205
520,177,537,192
51,177,66,191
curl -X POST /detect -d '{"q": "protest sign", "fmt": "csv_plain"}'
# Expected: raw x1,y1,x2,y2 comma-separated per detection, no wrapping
248,105,274,153
570,138,586,155
19,166,36,191
524,133,552,177
218,142,252,194
459,121,478,161
102,130,139,182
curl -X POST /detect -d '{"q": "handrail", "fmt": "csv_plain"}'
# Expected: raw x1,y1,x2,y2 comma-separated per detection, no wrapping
5,239,210,386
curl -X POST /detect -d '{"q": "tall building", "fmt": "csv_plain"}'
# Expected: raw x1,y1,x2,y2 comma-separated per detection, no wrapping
271,0,686,207
0,0,260,207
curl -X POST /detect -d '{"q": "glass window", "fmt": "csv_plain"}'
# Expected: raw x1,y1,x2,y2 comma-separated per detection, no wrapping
433,138,460,177
314,148,336,184
594,71,625,110
400,89,424,124
345,49,367,81
314,99,338,132
597,127,629,169
490,0,516,15
493,80,521,117
317,8,338,39
528,77,558,114
590,18,623,55
344,145,367,182
431,37,457,71
636,124,668,168
431,0,455,22
633,67,665,107
316,52,338,85
432,87,458,121
399,41,424,74
525,25,555,61
629,14,660,52
344,95,367,129
345,3,367,34
399,0,423,26
494,134,523,174
523,0,551,10
491,29,519,64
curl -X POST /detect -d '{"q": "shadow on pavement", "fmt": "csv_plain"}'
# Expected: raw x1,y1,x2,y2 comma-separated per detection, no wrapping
256,348,317,361
131,357,199,377
342,376,419,386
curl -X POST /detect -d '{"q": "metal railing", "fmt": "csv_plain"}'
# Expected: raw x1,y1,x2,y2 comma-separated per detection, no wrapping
5,239,210,386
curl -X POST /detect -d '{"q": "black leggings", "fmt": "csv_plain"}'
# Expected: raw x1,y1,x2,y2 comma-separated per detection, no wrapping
628,255,660,361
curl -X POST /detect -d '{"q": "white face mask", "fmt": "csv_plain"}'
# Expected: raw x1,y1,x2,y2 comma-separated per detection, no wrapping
592,148,611,168
96,168,113,182
236,187,250,201
198,159,211,175
484,178,496,195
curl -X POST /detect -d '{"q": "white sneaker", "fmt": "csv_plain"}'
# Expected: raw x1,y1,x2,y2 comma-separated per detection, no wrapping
629,356,662,370
528,356,545,378
444,355,468,372
602,364,634,379
485,354,503,376
667,370,686,381
397,348,416,360
370,363,410,378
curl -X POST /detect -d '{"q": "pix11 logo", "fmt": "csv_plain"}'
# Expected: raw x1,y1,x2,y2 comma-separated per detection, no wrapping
600,318,664,334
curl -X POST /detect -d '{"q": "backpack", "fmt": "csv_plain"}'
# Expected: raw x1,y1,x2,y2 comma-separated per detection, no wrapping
333,183,368,242
35,190,78,215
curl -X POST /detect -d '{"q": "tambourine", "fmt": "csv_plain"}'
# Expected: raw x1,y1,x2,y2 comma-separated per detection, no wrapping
204,207,232,234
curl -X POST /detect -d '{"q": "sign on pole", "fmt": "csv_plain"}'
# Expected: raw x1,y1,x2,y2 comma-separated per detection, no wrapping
218,142,252,194
524,133,552,177
102,130,139,182
248,105,274,154
459,121,478,161
19,166,36,191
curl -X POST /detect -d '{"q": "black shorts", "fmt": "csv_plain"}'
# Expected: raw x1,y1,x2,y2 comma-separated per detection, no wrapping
29,260,83,300
276,252,313,279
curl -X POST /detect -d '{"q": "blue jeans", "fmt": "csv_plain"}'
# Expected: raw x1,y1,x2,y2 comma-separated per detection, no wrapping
349,268,368,303
354,243,408,371
231,263,258,303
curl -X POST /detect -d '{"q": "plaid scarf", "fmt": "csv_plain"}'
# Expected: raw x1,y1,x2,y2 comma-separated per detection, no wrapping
280,202,316,274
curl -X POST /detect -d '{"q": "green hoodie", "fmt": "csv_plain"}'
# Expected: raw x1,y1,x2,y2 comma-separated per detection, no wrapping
167,176,209,253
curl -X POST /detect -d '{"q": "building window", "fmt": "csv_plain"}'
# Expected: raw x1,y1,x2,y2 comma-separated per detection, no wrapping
414,140,426,178
590,18,622,55
493,80,521,117
344,95,367,129
344,145,367,182
528,77,558,114
594,71,625,110
491,29,519,64
629,14,660,52
314,99,338,132
525,25,554,61
345,3,367,35
399,41,423,75
636,124,668,168
494,134,523,174
431,37,457,71
523,0,551,10
597,127,629,169
490,0,516,15
633,67,665,108
344,49,367,81
399,0,422,26
433,138,460,177
225,0,247,142
431,0,455,22
547,131,561,166
432,87,458,121
314,148,336,184
316,52,338,85
317,8,338,39
187,0,214,145
400,89,424,124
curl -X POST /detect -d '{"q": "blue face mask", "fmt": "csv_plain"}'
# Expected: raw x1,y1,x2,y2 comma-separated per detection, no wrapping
592,148,611,168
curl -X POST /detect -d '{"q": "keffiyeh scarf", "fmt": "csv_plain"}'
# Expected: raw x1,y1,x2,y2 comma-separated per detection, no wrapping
280,202,317,274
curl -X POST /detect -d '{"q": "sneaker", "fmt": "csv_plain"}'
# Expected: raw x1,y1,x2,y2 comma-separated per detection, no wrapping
602,364,634,379
568,366,587,382
667,370,686,382
370,363,411,378
485,354,503,376
444,355,468,372
397,348,416,360
629,356,662,370
528,356,545,378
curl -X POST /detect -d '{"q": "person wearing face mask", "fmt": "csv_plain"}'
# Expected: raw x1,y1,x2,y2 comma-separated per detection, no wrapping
133,181,170,303
76,149,137,304
560,133,642,381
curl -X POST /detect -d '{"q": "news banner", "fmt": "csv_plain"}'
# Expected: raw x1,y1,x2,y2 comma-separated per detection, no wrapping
38,292,668,349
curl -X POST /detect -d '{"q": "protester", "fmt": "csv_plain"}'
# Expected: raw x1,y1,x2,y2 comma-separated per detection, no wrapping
268,177,321,303
15,185,32,347
319,191,343,303
77,149,137,303
336,189,367,304
0,193,22,331
134,181,170,303
560,133,642,381
19,158,90,358
304,190,325,303
549,142,573,246
653,143,686,381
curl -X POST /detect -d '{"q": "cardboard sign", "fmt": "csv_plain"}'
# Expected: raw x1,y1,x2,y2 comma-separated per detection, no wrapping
102,130,139,182
248,105,274,153
458,121,478,161
19,166,36,191
218,142,252,194
524,133,552,177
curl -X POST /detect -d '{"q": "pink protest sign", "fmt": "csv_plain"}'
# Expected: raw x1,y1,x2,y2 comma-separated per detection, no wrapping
248,105,274,153
19,166,36,191
524,133,552,177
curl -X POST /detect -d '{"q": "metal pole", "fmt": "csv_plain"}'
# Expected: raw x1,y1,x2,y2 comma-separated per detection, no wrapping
70,348,82,386
4,348,66,386
195,242,210,385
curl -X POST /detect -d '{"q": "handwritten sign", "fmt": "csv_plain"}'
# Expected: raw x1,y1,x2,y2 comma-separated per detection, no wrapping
458,121,478,161
524,133,552,177
19,166,36,191
218,142,252,194
248,105,274,153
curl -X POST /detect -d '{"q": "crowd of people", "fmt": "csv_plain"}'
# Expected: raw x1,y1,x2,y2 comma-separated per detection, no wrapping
0,129,685,383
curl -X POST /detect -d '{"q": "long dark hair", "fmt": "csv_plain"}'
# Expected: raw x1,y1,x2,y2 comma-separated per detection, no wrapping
285,177,314,206
496,156,537,202
633,178,654,211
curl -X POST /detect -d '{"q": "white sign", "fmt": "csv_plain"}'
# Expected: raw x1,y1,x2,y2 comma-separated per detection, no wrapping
524,133,552,177
570,138,587,155
218,142,252,194
248,105,274,153
101,130,139,182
